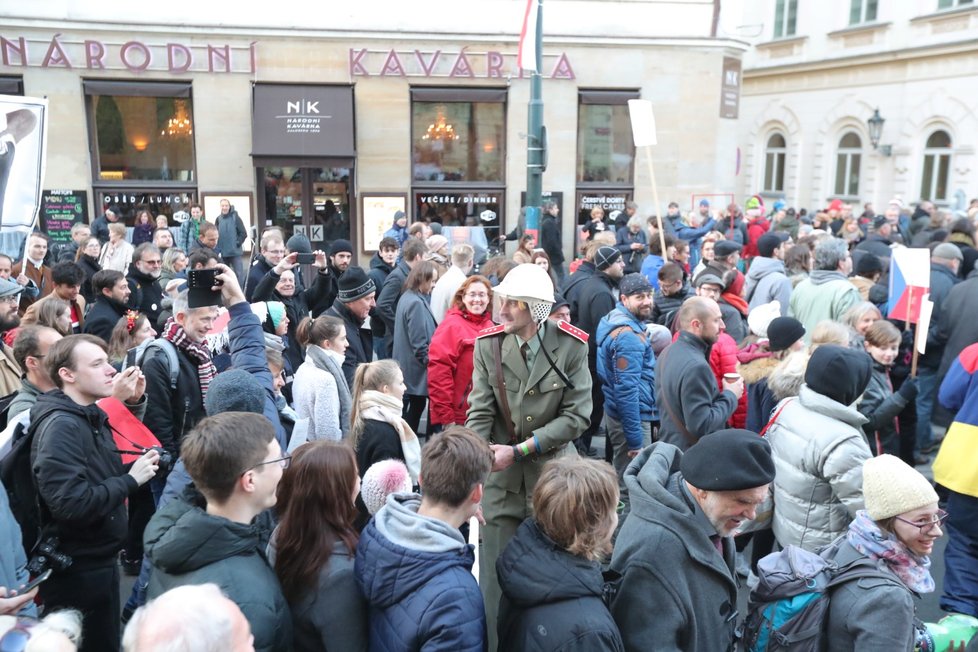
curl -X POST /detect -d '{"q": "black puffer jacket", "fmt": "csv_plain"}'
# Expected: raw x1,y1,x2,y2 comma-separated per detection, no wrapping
497,519,624,651
29,390,141,566
145,487,292,652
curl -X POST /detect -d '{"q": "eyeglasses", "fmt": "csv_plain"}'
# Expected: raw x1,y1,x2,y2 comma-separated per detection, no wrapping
893,509,948,534
464,292,489,299
242,455,291,475
0,294,20,304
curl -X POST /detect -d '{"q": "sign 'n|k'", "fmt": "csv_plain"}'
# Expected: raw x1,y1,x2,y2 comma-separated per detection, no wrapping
287,100,319,114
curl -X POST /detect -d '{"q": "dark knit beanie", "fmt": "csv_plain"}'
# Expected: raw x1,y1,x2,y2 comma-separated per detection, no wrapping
286,233,312,255
594,246,622,271
767,317,805,352
681,429,776,491
855,253,883,276
204,369,265,416
330,239,353,256
338,266,376,302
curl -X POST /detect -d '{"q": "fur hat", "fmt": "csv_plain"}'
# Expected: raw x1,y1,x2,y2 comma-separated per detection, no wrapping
361,459,413,515
204,369,265,416
863,454,939,520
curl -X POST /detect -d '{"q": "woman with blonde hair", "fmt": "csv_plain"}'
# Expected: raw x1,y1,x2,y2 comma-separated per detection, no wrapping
497,457,624,650
350,359,420,525
20,297,71,336
843,300,882,349
99,222,134,273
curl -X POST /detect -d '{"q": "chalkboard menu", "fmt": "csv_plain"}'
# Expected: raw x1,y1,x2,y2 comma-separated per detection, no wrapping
41,190,88,244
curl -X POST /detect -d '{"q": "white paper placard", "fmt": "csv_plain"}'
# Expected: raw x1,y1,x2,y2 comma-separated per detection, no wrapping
628,99,657,147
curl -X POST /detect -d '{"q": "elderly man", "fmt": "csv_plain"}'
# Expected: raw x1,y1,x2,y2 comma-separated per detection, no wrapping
325,266,377,386
610,429,776,651
466,263,592,651
789,238,860,341
655,297,742,450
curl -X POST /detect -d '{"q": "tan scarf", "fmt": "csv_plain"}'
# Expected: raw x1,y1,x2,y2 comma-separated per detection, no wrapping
357,389,421,484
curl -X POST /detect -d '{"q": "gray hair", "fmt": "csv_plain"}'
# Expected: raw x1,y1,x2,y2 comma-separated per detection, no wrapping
122,584,238,652
812,238,849,271
627,214,644,230
172,289,189,316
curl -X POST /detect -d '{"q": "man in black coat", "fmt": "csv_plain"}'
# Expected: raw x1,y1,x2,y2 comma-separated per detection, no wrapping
572,246,625,456
82,269,131,343
560,240,601,323
539,200,565,283
30,334,159,652
367,237,398,359
375,238,426,351
126,243,165,327
854,215,895,264
326,267,377,387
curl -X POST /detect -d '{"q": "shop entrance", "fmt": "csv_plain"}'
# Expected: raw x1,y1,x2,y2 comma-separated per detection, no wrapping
258,164,354,255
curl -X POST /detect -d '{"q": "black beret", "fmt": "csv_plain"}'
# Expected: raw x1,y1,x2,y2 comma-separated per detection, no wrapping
714,240,743,258
681,429,775,491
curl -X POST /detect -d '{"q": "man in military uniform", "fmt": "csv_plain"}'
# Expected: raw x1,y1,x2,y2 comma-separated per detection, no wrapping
466,263,592,650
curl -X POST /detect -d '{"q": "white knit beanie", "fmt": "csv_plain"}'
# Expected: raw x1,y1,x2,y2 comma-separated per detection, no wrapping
361,459,413,515
747,300,781,338
863,454,939,520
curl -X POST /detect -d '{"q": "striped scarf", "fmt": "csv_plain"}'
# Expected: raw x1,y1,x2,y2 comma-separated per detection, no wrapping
162,318,217,398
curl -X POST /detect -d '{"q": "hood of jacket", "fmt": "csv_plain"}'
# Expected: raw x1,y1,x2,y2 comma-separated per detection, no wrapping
497,519,604,608
144,489,266,574
356,493,473,609
370,252,394,275
745,256,786,283
30,389,104,431
624,444,706,545
808,269,850,286
595,303,643,346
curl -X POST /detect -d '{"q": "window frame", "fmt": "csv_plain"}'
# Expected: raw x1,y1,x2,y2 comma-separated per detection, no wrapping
575,89,640,187
938,0,974,9
834,131,862,199
83,79,197,190
920,130,952,204
849,0,878,24
409,87,507,186
763,132,787,194
774,0,799,38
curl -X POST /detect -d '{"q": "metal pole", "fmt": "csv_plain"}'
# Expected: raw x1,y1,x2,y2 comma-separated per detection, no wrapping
524,0,544,238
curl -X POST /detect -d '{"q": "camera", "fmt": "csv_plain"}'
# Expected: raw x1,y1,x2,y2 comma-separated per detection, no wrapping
149,446,175,474
27,536,72,576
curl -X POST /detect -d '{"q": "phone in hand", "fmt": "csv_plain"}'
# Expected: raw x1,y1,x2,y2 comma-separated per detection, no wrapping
187,269,223,308
20,568,52,593
295,252,316,265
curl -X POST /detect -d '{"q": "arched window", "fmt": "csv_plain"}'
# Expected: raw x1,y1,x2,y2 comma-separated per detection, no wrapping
834,132,862,197
921,130,952,202
764,133,786,193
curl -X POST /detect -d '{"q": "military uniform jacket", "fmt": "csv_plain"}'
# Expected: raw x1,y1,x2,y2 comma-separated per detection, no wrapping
466,321,592,493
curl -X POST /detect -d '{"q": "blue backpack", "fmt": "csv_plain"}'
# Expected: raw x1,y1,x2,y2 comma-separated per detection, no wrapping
741,541,897,651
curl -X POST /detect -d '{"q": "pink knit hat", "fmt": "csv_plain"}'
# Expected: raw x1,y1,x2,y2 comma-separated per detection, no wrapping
361,459,413,515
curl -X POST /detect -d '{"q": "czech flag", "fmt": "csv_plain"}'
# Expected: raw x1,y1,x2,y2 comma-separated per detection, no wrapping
887,248,930,324
517,0,540,72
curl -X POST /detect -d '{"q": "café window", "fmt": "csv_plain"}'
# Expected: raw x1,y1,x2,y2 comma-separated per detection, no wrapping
0,76,24,96
411,88,506,183
84,81,196,183
577,90,638,185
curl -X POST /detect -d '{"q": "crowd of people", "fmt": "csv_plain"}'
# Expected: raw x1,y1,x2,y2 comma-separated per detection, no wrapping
0,193,977,651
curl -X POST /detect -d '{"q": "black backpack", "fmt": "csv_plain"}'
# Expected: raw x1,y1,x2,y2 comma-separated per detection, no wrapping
0,390,16,430
0,416,45,554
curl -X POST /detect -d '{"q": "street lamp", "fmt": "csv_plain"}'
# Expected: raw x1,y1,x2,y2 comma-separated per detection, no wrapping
867,108,891,156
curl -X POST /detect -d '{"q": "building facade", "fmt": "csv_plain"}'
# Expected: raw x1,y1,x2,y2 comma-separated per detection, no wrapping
2,0,748,262
731,0,978,212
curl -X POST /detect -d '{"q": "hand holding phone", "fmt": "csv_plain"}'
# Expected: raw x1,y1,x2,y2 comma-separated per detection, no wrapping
20,568,52,593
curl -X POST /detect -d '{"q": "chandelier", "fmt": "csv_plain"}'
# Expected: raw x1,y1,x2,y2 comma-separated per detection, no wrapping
161,99,193,138
422,111,459,141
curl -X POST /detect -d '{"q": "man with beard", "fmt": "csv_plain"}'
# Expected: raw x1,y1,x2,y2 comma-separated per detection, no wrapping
311,238,353,317
152,227,173,253
655,297,742,450
127,244,165,327
83,270,132,343
596,273,657,489
0,277,23,394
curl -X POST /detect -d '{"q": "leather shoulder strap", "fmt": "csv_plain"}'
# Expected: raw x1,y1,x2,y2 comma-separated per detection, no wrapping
492,336,519,445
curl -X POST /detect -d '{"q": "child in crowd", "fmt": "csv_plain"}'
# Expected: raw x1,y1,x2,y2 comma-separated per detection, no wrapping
858,320,918,456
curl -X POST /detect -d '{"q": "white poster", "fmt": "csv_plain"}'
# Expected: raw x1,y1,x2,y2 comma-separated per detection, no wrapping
0,94,48,260
627,99,657,147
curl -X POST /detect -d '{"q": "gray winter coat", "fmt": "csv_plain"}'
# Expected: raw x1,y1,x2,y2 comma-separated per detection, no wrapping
745,256,793,317
267,536,367,652
392,290,436,396
215,209,247,258
824,540,917,652
765,385,872,551
610,444,739,652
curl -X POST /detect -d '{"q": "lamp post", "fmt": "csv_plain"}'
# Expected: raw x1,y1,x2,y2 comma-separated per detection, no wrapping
524,0,545,239
867,108,891,156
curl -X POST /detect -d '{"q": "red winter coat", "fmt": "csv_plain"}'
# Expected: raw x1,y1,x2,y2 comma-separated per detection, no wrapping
744,217,771,259
709,332,747,428
427,306,495,426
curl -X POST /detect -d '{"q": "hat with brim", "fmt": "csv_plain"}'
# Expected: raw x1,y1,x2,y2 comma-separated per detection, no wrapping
714,241,743,258
0,277,24,298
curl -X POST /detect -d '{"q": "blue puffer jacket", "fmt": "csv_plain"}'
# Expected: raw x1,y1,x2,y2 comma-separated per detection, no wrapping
355,494,486,652
596,303,657,450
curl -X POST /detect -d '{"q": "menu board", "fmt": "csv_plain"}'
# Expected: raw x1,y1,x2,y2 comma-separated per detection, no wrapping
40,190,88,244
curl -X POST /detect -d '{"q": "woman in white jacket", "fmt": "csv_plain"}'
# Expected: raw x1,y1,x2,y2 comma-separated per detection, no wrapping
765,344,874,551
293,315,351,443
